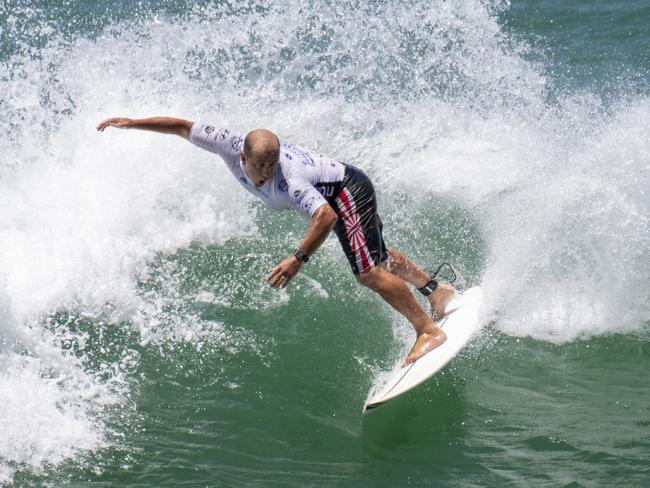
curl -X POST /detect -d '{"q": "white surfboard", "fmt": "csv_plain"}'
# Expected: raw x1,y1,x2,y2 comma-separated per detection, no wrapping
364,286,483,411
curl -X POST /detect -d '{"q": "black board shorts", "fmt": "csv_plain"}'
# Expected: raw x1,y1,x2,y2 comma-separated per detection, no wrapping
326,165,388,274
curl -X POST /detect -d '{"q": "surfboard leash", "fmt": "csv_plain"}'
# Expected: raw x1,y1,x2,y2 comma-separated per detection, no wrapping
417,262,457,296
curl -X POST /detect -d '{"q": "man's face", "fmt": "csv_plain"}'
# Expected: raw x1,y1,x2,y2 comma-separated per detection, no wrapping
241,152,279,187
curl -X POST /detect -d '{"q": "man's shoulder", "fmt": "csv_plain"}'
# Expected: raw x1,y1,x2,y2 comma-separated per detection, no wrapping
190,123,244,155
281,142,319,166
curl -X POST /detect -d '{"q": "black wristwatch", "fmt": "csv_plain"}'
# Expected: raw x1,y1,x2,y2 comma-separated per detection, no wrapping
293,248,310,263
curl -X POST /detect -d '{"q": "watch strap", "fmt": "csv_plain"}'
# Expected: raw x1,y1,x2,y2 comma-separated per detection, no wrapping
293,248,309,263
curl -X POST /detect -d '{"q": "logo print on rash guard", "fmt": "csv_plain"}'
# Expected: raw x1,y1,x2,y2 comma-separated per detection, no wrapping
279,179,288,192
204,126,215,134
218,128,230,140
231,136,243,151
304,196,317,212
316,183,335,197
286,144,314,166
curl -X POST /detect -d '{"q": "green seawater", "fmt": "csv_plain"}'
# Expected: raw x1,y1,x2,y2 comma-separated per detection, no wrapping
1,0,648,486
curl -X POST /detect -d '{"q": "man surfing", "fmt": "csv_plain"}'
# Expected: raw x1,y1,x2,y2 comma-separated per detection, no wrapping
96,116,455,364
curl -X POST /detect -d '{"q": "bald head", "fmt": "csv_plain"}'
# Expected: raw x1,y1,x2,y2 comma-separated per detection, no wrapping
241,129,281,187
244,129,280,162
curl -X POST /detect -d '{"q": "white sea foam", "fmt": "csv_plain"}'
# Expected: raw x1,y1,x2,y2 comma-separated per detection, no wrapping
1,7,257,480
0,352,109,483
385,96,650,343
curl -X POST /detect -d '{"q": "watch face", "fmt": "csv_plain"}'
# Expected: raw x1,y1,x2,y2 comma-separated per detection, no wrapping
295,250,309,262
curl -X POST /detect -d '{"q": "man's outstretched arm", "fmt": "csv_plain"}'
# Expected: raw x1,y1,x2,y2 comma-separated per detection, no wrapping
266,204,338,289
96,117,194,139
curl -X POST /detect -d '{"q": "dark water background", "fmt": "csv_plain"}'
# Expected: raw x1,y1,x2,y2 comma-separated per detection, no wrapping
0,0,648,486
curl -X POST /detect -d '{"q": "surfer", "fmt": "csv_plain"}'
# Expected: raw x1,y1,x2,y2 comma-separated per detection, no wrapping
96,117,455,364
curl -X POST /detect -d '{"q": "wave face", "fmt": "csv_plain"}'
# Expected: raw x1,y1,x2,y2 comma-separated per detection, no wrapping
0,0,648,484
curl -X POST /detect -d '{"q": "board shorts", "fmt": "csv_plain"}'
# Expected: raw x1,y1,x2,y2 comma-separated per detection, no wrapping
321,165,388,274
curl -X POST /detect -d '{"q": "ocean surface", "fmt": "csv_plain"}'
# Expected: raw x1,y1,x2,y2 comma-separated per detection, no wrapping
1,0,649,486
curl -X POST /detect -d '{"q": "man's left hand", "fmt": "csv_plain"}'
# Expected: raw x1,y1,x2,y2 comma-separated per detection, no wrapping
267,255,303,289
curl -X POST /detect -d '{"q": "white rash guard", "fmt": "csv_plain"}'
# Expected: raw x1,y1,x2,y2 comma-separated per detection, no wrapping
189,123,346,218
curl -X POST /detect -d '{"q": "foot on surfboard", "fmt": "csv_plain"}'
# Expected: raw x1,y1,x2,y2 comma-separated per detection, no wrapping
403,328,447,366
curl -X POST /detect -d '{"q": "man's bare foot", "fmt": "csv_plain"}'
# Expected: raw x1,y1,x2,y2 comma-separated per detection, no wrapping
403,327,447,366
428,283,456,320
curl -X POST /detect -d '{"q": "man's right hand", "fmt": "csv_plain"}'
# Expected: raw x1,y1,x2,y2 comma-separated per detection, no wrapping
96,116,193,139
96,117,134,132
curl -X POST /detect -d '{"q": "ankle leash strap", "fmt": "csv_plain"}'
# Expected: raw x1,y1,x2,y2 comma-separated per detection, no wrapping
418,279,438,296
417,262,457,297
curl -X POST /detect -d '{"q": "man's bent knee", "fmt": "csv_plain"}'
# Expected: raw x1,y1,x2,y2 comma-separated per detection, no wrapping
356,266,383,288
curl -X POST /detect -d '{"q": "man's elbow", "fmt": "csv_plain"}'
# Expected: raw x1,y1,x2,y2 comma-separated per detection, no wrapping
317,204,338,228
178,120,193,140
